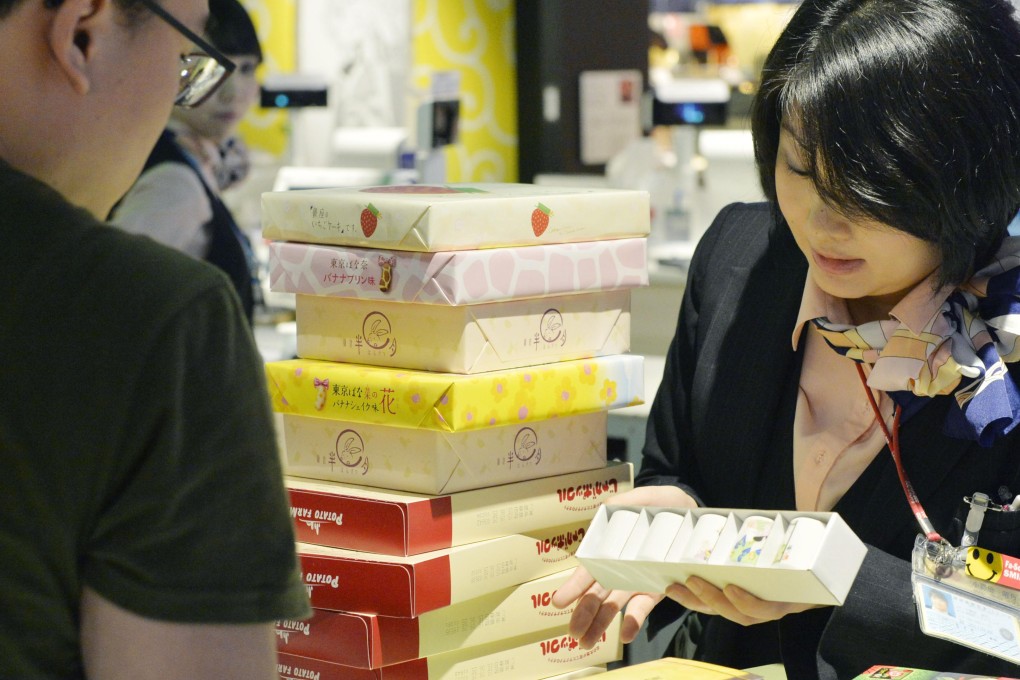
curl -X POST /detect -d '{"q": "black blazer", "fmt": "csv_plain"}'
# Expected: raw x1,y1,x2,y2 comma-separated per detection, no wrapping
638,202,1020,678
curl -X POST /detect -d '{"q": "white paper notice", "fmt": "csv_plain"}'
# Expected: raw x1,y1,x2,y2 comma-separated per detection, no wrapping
579,69,643,165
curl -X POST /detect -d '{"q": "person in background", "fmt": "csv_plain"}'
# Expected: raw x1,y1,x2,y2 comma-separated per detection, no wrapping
553,0,1020,676
0,0,309,678
112,0,263,324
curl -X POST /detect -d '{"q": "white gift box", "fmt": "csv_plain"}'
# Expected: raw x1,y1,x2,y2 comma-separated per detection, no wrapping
281,411,609,494
294,289,631,373
261,183,649,251
576,505,867,606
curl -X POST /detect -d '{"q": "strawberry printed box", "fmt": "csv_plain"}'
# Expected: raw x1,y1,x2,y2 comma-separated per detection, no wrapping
264,355,643,432
274,571,577,668
267,238,648,305
295,289,631,373
281,410,607,495
286,461,632,556
276,615,621,680
296,521,591,617
261,183,650,251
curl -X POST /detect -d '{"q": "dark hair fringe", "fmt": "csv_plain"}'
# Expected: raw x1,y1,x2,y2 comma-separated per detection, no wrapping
752,0,1020,288
207,0,262,62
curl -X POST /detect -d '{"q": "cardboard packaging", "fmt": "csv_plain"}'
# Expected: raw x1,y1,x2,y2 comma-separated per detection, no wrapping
596,658,763,680
274,571,576,668
295,289,631,373
261,183,650,251
854,666,1020,680
576,505,867,606
298,521,593,617
281,410,608,494
265,355,644,432
286,461,633,555
268,238,648,305
275,615,622,680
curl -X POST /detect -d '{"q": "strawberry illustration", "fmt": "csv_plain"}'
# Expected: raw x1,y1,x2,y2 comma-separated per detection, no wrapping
360,203,380,237
531,203,552,237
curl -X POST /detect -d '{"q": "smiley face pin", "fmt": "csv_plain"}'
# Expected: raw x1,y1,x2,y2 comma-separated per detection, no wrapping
966,546,1003,582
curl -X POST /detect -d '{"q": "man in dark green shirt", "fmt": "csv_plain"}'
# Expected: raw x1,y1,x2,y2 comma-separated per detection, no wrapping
0,0,310,677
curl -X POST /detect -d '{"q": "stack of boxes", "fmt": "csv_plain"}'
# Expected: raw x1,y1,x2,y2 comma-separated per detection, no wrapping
261,183,650,679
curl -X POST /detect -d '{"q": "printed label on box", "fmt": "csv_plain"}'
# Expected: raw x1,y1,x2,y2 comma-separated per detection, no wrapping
286,461,632,556
265,355,644,432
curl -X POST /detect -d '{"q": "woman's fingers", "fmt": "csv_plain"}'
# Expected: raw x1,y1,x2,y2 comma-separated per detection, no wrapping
619,592,664,643
668,577,823,626
551,566,597,610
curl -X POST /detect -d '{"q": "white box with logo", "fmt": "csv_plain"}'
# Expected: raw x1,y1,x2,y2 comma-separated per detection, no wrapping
295,289,631,374
282,410,608,494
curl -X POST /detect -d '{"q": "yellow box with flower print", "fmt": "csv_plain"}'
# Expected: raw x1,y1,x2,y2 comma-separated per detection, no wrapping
264,355,644,432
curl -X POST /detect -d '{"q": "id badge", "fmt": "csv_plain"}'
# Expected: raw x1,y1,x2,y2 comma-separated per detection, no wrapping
911,536,1020,663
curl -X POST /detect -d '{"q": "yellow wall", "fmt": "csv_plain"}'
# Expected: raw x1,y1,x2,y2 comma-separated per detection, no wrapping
411,0,519,182
237,0,296,158
237,0,518,180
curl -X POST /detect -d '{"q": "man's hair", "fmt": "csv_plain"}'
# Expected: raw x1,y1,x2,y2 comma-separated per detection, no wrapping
751,0,1020,288
207,0,262,62
2,0,143,20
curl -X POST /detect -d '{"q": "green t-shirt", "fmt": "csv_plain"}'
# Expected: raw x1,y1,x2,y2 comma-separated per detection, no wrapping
0,161,310,677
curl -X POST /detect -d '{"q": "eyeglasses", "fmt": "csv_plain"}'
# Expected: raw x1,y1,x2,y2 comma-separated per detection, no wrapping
137,0,237,108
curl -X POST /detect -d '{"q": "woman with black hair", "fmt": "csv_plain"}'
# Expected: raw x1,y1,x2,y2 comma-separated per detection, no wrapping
554,0,1020,676
112,0,263,324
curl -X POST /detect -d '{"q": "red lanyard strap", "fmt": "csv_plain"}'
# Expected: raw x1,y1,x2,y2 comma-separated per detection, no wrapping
855,363,943,543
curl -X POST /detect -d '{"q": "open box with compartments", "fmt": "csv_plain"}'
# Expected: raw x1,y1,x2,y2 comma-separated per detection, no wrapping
577,505,867,606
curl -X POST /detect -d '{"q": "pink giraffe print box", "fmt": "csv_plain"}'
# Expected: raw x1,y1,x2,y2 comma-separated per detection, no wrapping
267,237,648,305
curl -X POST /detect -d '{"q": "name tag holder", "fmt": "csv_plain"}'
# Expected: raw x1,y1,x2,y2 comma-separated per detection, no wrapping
911,536,1020,663
856,365,1020,662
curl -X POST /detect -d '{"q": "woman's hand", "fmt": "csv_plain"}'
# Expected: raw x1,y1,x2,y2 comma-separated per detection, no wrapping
665,577,824,626
551,485,698,648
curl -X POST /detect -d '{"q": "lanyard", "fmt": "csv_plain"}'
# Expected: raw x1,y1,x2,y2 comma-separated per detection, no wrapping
855,363,944,543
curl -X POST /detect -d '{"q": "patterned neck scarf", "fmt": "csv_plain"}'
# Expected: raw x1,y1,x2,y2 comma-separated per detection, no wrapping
811,237,1020,446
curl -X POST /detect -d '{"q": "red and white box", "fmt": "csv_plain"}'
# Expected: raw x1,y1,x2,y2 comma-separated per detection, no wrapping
294,289,631,373
281,410,608,494
298,521,591,617
276,614,622,680
274,571,575,668
287,461,632,556
261,183,649,251
268,238,648,305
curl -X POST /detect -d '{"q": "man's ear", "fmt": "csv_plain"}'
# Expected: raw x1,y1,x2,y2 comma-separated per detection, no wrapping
47,0,113,95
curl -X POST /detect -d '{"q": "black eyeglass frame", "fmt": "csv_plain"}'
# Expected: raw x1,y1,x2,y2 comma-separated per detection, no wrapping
137,0,237,104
